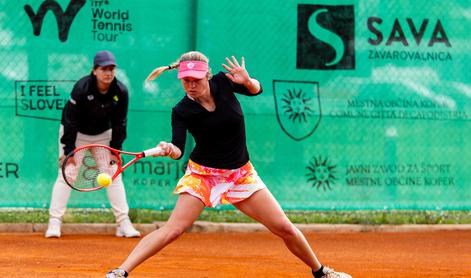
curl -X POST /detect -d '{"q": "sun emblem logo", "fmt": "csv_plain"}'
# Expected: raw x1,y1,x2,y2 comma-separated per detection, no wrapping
281,88,313,123
273,80,321,141
306,156,337,190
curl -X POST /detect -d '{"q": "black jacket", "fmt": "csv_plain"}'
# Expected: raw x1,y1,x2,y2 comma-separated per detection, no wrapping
60,74,129,155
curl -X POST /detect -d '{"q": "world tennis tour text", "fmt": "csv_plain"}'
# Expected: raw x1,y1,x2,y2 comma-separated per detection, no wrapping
90,0,133,42
0,162,19,178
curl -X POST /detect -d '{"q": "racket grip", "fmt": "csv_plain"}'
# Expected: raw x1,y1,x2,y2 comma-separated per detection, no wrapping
143,147,163,157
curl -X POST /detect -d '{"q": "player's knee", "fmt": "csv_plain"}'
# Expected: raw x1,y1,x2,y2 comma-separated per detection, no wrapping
272,222,298,239
165,226,187,242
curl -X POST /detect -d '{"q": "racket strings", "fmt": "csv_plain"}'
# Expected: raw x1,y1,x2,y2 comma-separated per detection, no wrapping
63,146,117,190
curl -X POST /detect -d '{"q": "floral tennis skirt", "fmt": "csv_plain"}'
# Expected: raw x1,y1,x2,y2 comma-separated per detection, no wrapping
174,160,266,207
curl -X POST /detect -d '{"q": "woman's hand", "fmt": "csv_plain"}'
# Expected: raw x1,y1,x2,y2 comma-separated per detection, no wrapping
156,141,181,159
222,56,250,85
222,56,261,94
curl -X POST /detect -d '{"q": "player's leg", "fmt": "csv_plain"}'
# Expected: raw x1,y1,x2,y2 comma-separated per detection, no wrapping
233,189,351,278
105,175,140,237
113,193,205,274
233,188,322,270
46,171,73,238
46,125,74,238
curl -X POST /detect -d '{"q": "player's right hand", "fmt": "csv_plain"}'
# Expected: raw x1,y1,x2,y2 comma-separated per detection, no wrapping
155,141,173,157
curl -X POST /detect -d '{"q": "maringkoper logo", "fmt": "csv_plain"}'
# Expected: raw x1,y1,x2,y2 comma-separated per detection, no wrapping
24,0,86,42
297,4,355,70
273,80,321,141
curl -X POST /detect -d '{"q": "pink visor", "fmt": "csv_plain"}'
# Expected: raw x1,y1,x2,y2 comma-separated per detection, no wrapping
178,60,208,79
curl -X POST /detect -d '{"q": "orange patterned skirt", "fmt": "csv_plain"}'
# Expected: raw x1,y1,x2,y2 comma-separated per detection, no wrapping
174,160,266,207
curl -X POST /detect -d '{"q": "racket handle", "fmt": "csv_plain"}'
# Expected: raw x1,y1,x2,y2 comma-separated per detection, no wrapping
143,146,163,157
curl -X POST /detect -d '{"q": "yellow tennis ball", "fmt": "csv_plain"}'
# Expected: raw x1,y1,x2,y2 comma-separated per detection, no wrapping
96,173,112,187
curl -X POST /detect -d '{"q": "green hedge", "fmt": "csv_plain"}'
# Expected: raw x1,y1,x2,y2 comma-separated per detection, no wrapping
1,209,470,225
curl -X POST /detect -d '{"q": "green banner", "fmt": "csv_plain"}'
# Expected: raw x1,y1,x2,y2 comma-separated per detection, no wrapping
0,0,469,210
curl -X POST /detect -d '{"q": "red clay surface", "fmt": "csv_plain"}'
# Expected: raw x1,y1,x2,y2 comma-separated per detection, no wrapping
0,231,469,277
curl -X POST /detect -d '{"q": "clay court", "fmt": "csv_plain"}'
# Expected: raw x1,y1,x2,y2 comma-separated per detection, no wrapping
1,230,469,277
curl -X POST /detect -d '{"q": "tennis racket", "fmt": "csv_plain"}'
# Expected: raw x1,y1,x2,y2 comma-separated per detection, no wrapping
61,144,163,192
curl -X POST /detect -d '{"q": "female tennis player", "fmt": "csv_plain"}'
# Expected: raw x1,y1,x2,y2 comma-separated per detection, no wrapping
106,51,351,278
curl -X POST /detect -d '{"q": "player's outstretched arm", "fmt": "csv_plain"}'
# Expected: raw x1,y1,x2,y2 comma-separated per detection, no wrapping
222,56,261,94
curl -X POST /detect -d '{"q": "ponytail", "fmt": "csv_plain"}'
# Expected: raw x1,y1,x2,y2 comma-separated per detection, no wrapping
145,51,211,82
145,62,179,82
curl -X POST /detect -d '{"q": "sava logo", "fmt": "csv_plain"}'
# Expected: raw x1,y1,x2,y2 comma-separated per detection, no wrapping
297,4,355,70
24,0,85,42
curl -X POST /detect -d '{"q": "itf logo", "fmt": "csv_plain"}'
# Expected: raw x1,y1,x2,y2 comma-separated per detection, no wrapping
297,4,355,70
24,0,85,42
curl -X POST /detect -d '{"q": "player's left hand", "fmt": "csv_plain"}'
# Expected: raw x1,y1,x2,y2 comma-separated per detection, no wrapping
222,56,251,86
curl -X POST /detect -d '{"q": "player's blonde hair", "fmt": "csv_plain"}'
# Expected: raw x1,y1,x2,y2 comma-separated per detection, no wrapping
145,51,212,82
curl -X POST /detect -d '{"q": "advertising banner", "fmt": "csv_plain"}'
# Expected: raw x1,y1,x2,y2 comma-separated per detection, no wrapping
0,0,469,210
